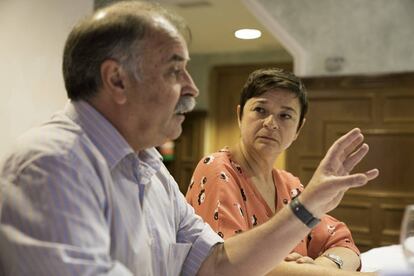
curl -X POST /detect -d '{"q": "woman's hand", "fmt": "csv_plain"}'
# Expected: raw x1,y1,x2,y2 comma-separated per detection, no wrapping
285,252,315,265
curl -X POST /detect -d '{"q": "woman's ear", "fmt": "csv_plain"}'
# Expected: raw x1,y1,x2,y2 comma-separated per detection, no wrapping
100,59,128,105
237,105,242,127
294,118,306,141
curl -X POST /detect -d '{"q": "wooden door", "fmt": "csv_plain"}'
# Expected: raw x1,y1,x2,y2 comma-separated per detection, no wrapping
286,73,414,252
165,111,206,194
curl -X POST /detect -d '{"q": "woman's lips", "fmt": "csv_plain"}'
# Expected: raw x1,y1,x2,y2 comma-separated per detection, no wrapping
257,136,278,142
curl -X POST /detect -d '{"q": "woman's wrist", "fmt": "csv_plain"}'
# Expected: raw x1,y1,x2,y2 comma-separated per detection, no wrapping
314,255,341,269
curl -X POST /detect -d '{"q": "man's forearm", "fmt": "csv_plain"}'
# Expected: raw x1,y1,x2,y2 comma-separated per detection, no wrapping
266,261,376,276
198,206,310,275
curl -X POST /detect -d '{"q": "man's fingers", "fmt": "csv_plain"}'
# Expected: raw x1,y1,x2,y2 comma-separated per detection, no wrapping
343,134,364,157
334,173,369,188
343,143,369,172
334,169,378,189
365,168,379,181
325,128,363,162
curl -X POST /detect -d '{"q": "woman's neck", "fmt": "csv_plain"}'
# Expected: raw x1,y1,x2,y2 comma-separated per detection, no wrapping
231,141,278,214
231,141,277,181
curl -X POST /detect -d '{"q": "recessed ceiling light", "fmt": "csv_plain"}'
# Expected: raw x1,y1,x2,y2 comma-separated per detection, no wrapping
234,28,262,40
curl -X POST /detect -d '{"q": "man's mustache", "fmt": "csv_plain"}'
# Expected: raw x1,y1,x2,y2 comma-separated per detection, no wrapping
174,95,196,114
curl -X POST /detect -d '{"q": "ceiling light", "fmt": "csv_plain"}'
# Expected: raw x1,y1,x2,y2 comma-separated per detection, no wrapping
234,29,261,40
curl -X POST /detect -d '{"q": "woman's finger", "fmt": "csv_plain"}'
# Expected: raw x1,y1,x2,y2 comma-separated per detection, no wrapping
296,256,315,264
284,252,303,261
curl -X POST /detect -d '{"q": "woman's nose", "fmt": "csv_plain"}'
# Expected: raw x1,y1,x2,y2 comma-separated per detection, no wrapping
263,115,279,130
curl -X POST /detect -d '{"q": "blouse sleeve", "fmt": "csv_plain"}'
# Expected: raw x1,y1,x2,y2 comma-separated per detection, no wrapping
307,215,360,259
185,155,250,239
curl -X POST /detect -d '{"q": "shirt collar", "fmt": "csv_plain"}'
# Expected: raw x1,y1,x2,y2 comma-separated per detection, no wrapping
64,100,134,170
135,148,163,185
138,147,163,170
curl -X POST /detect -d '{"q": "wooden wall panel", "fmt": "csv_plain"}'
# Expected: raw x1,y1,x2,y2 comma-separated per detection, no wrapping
287,72,414,251
383,93,414,122
166,111,206,194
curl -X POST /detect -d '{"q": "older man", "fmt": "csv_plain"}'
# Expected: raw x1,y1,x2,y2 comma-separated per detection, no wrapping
0,1,378,275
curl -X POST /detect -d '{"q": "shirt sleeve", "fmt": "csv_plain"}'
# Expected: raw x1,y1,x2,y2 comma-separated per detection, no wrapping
185,155,250,239
173,187,223,276
0,152,133,276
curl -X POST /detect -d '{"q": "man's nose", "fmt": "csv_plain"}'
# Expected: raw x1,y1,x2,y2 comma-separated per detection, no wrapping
182,70,199,97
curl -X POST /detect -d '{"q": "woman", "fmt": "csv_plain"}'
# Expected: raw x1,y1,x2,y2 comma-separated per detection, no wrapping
186,68,363,274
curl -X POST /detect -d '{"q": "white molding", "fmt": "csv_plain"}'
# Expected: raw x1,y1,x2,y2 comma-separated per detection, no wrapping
241,0,307,75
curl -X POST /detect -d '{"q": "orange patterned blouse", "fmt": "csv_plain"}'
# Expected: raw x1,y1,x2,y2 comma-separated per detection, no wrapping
185,149,359,259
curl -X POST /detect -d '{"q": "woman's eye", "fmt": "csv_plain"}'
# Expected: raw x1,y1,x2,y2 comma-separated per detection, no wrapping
253,107,265,114
280,113,292,120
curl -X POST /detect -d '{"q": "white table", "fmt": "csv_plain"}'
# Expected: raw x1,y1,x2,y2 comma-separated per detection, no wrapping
361,244,413,275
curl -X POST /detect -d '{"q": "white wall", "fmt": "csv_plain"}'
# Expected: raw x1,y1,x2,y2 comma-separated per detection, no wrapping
0,0,94,158
245,0,414,76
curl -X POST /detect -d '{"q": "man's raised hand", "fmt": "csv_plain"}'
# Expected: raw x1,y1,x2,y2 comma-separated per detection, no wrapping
299,128,379,217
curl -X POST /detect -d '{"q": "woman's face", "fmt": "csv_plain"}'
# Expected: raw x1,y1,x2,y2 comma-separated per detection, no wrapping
238,89,303,157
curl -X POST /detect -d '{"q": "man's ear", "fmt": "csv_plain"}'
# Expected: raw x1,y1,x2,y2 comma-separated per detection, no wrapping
100,59,128,105
294,118,306,141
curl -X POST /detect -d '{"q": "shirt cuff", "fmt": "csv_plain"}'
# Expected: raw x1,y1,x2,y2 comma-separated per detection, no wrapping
181,224,223,276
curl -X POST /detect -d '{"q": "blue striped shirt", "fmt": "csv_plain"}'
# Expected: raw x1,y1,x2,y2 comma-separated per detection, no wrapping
0,100,222,275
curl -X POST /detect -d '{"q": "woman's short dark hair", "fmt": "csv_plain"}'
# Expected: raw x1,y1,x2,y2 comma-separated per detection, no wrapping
239,68,308,130
62,1,190,101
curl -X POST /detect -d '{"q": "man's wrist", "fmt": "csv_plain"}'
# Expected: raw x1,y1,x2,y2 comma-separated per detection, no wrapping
296,193,323,218
289,197,321,228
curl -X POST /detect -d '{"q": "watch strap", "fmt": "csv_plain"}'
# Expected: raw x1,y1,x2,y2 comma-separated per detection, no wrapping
323,253,344,269
289,197,321,228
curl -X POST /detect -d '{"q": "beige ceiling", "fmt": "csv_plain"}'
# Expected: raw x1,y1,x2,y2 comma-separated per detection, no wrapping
157,0,285,54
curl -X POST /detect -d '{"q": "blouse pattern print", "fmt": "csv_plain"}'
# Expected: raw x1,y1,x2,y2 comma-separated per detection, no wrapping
186,148,360,259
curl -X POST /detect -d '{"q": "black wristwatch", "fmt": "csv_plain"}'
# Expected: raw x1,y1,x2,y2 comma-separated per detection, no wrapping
323,253,344,269
289,197,321,228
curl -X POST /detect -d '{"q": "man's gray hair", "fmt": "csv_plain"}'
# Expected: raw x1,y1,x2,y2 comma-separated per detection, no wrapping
62,1,190,100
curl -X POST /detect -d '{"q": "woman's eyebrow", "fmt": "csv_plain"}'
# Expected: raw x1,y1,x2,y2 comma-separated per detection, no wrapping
281,105,298,114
